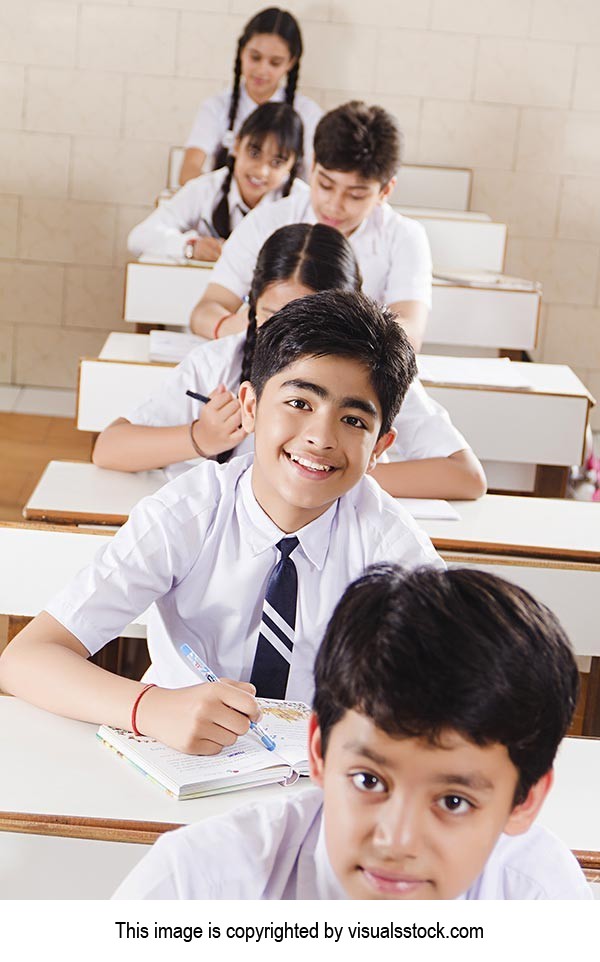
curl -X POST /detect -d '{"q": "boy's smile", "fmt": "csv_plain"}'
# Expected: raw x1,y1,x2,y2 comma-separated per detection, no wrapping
309,710,550,900
239,354,395,533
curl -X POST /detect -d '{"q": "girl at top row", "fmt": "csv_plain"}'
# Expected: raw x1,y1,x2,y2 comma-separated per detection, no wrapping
95,224,486,500
128,102,303,263
179,7,322,185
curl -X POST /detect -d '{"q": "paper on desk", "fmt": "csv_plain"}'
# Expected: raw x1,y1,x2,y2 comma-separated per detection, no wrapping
138,253,215,268
150,329,207,362
417,355,533,390
433,270,541,292
396,498,460,521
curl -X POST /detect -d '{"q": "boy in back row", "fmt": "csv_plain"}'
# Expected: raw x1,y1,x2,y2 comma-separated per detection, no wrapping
115,564,591,900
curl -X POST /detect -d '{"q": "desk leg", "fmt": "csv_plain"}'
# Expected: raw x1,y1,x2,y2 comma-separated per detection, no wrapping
533,465,569,498
582,657,600,737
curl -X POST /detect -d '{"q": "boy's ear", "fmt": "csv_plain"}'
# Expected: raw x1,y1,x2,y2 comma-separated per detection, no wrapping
379,175,397,203
503,770,554,837
308,712,325,787
238,381,257,434
367,428,397,473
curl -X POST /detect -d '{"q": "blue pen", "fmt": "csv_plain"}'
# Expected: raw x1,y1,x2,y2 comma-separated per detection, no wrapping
186,389,210,404
180,644,276,752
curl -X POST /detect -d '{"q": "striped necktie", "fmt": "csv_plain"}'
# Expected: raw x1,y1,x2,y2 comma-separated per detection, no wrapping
250,537,299,698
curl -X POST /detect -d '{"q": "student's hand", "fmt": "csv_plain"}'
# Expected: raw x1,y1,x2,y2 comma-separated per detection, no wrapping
136,679,260,755
191,383,248,457
192,237,224,262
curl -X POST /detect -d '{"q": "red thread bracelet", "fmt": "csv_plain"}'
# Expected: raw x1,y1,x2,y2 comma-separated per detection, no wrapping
131,683,156,736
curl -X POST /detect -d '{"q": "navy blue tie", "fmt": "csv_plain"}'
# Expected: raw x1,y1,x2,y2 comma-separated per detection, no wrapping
250,537,299,698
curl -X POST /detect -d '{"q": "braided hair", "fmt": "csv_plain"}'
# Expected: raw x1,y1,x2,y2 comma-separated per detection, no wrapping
213,7,303,171
211,101,303,240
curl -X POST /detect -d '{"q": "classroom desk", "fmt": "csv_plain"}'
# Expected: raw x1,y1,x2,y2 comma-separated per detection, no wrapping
409,216,507,273
124,258,212,327
0,699,596,899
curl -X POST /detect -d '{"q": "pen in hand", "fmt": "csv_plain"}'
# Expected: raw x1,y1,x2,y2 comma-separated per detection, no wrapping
179,644,276,751
186,389,210,404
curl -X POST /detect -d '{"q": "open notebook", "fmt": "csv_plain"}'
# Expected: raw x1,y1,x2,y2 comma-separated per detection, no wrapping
97,699,310,799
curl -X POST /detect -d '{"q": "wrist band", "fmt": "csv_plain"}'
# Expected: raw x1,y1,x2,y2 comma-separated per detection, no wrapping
190,419,204,457
131,683,156,736
213,313,232,340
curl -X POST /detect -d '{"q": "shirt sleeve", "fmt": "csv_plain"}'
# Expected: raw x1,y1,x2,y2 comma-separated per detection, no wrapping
184,94,227,156
385,214,433,308
126,347,214,428
389,379,469,461
210,204,274,299
127,177,219,259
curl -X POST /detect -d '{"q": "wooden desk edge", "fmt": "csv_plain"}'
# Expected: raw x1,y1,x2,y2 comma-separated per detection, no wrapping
434,539,600,564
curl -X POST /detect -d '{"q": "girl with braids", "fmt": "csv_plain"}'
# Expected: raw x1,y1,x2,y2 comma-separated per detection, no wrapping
95,225,485,500
179,7,322,185
128,103,303,263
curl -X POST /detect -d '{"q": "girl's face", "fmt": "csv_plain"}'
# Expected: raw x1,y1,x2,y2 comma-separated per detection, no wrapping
255,280,315,328
240,33,296,103
233,133,296,208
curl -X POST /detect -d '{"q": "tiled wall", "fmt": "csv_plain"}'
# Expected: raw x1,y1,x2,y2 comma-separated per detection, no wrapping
1,0,600,427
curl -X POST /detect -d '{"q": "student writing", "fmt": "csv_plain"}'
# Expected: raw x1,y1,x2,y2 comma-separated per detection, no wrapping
190,101,432,349
180,6,321,185
0,292,442,754
114,564,591,900
95,224,485,500
128,103,303,263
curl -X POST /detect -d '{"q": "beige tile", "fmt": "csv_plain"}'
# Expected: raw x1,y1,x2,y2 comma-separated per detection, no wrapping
517,109,600,175
330,0,428,27
231,0,331,19
531,0,600,43
0,325,14,383
558,177,600,242
475,38,575,108
0,65,25,128
0,384,21,411
114,204,153,267
0,2,77,66
133,0,221,8
71,138,167,206
14,387,76,417
471,170,560,237
376,31,477,100
15,324,108,390
505,238,599,306
177,12,245,81
294,22,377,93
0,263,64,327
64,267,127,330
431,0,531,35
124,77,221,144
25,68,123,136
542,305,600,369
572,46,600,111
0,196,19,258
20,198,116,266
0,132,70,198
418,100,519,168
79,5,177,75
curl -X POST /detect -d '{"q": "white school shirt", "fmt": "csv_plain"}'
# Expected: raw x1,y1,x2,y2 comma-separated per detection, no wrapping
112,787,593,900
185,83,323,176
126,333,467,481
127,169,305,260
45,454,442,701
210,182,433,309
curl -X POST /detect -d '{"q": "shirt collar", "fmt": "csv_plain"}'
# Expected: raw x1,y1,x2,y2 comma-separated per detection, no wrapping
238,464,338,570
238,80,285,111
228,174,249,218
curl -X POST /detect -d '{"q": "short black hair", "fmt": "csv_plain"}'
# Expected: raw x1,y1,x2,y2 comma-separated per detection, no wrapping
313,101,402,186
313,565,579,805
249,290,416,435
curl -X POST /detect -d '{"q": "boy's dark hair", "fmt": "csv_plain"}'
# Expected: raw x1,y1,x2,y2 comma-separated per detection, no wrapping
250,290,416,435
313,565,579,806
313,101,402,186
212,102,303,239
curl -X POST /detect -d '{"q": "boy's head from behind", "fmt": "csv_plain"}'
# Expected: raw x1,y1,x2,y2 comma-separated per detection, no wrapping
239,290,416,533
310,564,579,899
311,102,402,237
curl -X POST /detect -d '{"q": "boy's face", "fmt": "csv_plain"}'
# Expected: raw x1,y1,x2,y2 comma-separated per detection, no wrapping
239,354,395,533
309,711,551,900
310,163,395,237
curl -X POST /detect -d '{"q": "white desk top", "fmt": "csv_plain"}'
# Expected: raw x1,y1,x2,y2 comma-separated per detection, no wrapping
0,699,597,865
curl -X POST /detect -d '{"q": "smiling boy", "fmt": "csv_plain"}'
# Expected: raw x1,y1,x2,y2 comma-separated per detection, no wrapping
113,565,591,900
0,292,441,756
190,101,432,349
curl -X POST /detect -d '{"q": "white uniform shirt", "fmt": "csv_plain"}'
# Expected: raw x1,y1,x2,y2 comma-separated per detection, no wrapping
45,455,442,701
126,333,467,481
185,83,323,176
127,168,304,260
210,182,433,308
112,787,593,900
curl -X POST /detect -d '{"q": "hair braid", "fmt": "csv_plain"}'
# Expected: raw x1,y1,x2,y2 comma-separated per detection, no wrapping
213,40,243,170
285,60,299,104
240,310,258,386
211,164,234,239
